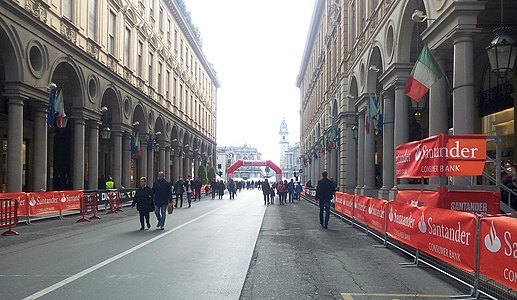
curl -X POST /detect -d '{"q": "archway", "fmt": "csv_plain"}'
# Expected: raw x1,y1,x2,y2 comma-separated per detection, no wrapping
227,160,282,182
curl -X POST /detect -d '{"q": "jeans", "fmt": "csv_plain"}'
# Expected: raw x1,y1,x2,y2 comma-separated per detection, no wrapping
175,194,183,207
155,204,167,228
319,199,331,227
186,192,192,206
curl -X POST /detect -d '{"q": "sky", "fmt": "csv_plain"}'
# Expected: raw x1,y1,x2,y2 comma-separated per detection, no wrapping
184,0,316,165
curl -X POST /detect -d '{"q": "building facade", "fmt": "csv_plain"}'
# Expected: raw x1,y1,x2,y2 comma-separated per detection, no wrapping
278,119,300,179
0,0,219,191
297,0,517,198
217,144,263,179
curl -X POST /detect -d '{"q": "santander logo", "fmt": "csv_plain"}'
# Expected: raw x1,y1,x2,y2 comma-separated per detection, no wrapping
388,207,394,222
415,144,422,161
418,212,427,233
484,221,501,253
61,194,67,203
29,197,36,207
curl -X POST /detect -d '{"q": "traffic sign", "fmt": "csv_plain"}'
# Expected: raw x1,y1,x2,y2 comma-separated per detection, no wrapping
299,169,303,174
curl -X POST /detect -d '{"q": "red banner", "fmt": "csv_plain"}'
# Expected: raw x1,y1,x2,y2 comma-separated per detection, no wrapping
417,207,477,272
0,192,28,217
479,217,517,291
444,190,500,216
341,193,354,218
334,192,345,214
366,198,387,233
353,195,368,224
59,190,83,211
387,201,420,249
396,189,442,207
396,134,486,178
27,191,62,215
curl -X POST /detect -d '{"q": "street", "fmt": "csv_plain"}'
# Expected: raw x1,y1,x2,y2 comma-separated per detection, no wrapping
0,189,469,299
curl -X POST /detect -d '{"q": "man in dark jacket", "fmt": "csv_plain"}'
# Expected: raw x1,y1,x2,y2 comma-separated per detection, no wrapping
152,171,172,230
315,171,335,229
173,176,185,208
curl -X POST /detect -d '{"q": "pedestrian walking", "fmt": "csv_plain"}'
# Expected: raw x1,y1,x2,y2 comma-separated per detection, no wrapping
315,171,335,229
287,179,295,203
295,181,303,200
192,177,202,201
131,177,154,230
261,179,271,205
153,171,172,230
184,175,193,207
173,176,185,207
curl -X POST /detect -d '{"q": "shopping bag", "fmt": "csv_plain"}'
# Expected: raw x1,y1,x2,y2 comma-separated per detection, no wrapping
167,202,174,214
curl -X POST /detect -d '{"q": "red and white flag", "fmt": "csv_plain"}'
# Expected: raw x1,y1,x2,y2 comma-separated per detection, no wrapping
405,45,444,102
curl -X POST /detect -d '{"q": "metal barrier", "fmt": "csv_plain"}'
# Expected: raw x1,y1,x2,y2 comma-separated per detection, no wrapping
106,190,123,214
0,198,19,235
77,192,101,222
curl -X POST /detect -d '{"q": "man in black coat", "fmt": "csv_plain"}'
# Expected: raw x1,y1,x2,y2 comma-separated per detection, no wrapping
152,171,172,230
315,171,335,229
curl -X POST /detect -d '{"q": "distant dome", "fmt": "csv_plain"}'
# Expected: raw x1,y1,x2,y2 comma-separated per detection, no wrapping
279,118,288,132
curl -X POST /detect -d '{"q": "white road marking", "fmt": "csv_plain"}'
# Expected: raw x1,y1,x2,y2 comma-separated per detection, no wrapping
22,206,225,300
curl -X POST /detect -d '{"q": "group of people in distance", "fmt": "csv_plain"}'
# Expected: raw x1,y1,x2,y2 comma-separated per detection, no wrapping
261,179,303,205
130,170,337,232
130,171,203,231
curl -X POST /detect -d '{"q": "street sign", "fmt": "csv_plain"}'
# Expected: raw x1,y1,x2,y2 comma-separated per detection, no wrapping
299,169,303,174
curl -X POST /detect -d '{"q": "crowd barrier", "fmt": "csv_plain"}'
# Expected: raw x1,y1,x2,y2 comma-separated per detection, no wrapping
0,188,136,226
106,190,123,214
304,188,516,300
0,197,19,235
77,192,101,223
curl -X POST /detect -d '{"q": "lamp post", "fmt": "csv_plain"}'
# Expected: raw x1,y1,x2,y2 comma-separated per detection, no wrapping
486,0,517,79
100,106,111,140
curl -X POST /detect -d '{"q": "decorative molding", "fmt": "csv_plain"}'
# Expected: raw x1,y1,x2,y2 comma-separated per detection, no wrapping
123,67,133,84
25,0,48,23
60,19,78,44
86,39,100,60
107,55,118,73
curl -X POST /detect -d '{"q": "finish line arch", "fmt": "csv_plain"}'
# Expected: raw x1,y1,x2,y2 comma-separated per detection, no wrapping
227,160,282,182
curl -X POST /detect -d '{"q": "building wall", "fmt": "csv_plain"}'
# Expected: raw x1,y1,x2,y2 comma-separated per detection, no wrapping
0,0,219,191
297,0,517,197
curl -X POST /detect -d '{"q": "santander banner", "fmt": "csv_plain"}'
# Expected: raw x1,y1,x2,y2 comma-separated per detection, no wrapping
416,207,476,272
396,189,442,207
0,192,29,217
479,217,517,291
395,134,486,178
365,198,387,233
387,201,420,249
242,160,266,166
341,193,355,218
334,192,345,215
27,190,83,216
353,195,368,224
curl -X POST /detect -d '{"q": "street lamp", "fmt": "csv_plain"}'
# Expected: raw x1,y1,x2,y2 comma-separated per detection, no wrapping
100,106,111,140
486,0,517,79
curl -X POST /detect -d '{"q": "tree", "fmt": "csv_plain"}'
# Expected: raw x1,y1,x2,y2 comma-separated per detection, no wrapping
207,167,216,183
198,165,208,185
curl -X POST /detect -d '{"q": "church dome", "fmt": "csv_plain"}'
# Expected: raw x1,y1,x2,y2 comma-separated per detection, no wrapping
279,118,288,132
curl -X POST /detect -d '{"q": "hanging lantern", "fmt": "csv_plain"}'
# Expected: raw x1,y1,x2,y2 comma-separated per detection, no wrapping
487,27,517,78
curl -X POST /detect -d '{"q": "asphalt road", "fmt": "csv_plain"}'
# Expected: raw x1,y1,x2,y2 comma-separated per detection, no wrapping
0,189,470,300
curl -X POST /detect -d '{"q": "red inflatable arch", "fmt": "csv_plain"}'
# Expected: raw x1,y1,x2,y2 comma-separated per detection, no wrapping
227,160,282,182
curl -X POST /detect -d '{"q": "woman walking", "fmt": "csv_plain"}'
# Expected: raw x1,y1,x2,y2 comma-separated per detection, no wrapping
132,177,154,230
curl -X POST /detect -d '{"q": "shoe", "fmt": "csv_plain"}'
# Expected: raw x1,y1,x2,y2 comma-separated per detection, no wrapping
324,225,328,229
160,227,164,230
139,227,144,230
188,204,191,208
180,205,183,208
147,223,151,229
174,205,177,208
156,223,160,228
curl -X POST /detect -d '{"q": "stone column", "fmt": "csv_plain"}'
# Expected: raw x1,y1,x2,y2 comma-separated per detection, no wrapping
356,112,365,194
179,154,184,178
429,53,449,186
73,118,85,190
139,135,148,181
452,33,476,186
344,114,357,194
7,97,24,192
393,84,409,188
112,130,122,188
173,152,180,181
88,121,99,191
159,145,165,175
33,103,48,191
380,91,395,199
122,132,131,188
165,146,171,181
452,33,475,135
147,147,155,185
364,109,376,196
183,155,192,177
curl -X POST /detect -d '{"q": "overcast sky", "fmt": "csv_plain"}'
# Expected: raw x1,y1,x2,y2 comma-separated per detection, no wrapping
185,0,315,164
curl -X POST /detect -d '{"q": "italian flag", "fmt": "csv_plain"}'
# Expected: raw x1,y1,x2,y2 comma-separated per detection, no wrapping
405,45,444,102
